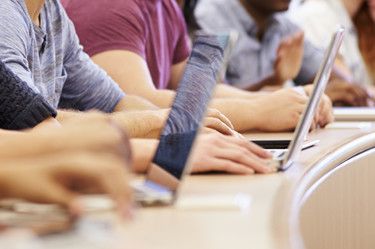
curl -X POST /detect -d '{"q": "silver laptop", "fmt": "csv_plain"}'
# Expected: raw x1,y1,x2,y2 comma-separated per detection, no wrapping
131,33,234,206
267,27,345,171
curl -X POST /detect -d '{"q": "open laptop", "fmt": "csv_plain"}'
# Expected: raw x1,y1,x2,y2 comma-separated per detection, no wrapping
131,33,234,206
264,27,345,171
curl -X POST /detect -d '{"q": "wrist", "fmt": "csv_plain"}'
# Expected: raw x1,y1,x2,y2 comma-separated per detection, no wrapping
249,100,264,131
110,111,164,139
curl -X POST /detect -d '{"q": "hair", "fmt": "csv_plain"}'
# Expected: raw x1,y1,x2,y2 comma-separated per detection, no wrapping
182,0,200,35
354,1,375,82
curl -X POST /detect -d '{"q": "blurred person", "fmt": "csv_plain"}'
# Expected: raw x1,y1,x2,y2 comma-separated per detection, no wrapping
290,0,375,104
196,0,372,106
354,0,375,83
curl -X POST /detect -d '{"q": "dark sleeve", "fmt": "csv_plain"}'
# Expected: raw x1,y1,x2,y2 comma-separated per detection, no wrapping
0,61,57,130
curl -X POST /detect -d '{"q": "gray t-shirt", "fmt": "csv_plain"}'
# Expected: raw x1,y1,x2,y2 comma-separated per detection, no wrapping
196,0,324,88
0,0,124,112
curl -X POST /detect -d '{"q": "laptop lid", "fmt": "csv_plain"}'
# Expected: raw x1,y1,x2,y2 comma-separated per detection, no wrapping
280,27,345,171
144,33,232,199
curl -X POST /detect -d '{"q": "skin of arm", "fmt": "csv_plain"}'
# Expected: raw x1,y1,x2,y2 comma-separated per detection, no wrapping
92,51,176,108
92,51,264,105
90,50,304,132
56,109,167,139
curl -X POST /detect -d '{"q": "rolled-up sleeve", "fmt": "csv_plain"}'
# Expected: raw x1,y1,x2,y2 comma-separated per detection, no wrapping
59,12,125,113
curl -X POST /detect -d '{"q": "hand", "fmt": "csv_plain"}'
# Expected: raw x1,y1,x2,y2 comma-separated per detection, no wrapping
252,88,308,131
0,153,132,218
273,31,305,85
190,133,274,174
325,79,370,106
303,85,334,129
203,108,237,136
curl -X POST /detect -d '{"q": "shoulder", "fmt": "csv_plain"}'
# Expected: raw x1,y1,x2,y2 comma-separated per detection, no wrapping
0,0,31,30
0,1,32,51
65,0,146,32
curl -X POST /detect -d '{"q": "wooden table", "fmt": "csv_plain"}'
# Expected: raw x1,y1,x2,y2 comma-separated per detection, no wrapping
2,122,375,249
118,122,375,249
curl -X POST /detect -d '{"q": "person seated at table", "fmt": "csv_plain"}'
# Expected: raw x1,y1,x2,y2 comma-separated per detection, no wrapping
62,0,333,133
0,0,239,140
195,0,372,106
290,0,375,96
0,51,274,175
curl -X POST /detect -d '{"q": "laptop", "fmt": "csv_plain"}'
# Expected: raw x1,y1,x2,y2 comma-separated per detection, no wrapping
264,27,345,171
131,33,234,206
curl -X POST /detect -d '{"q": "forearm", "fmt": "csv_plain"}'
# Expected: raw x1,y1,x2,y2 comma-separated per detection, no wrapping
137,89,176,109
0,129,22,138
243,75,282,91
130,139,159,173
214,84,269,99
110,110,165,139
114,95,159,112
57,108,165,139
210,98,262,132
214,84,255,98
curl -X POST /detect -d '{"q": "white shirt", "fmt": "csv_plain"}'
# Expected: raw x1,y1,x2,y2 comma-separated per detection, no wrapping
289,0,373,85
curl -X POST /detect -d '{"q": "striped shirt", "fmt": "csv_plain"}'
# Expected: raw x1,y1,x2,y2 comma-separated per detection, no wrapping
0,0,124,112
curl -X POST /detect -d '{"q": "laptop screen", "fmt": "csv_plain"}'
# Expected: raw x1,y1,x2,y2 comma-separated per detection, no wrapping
145,34,230,192
281,28,345,171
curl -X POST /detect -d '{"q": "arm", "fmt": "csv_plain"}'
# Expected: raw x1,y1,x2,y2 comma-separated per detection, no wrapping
0,61,58,130
91,51,175,108
0,4,59,129
130,134,275,175
56,109,166,139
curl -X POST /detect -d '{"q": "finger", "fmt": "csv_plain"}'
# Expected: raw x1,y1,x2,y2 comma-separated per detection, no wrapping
80,159,131,217
216,147,276,174
218,135,272,159
204,117,235,136
55,155,132,217
218,113,235,130
206,109,235,130
201,127,220,135
31,179,81,217
348,86,369,106
294,31,305,44
208,158,255,175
